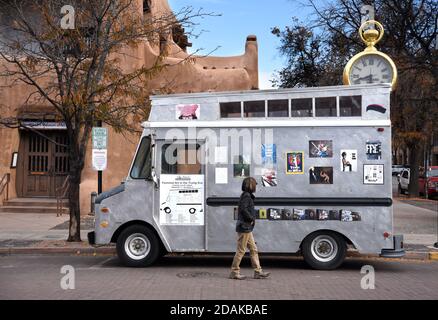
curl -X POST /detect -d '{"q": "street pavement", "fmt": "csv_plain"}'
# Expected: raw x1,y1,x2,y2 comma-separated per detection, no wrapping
0,254,437,300
0,177,437,300
0,213,91,243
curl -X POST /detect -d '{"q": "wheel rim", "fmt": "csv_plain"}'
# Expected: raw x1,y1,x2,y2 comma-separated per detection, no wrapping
125,233,151,260
310,235,338,262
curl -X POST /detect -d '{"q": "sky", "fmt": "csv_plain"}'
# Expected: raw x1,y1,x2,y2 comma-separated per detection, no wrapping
168,0,314,89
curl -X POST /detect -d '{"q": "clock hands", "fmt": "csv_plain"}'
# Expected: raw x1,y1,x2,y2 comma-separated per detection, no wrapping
356,74,372,82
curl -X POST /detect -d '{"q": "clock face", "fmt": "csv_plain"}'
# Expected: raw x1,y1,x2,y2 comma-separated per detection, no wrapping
349,54,393,85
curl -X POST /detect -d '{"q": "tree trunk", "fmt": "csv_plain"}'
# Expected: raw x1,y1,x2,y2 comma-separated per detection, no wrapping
67,173,81,242
408,143,422,198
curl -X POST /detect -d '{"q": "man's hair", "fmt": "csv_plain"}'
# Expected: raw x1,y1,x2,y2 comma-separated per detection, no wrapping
242,177,257,193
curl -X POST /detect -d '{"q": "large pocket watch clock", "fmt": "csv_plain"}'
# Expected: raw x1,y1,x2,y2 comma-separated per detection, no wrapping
343,20,397,89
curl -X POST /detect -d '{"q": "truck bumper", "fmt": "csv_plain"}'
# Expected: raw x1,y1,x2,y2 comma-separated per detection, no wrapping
88,231,96,245
380,234,405,258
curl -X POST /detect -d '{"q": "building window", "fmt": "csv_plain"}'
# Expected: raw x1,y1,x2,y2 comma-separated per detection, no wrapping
244,101,265,118
340,96,362,117
291,98,312,117
315,97,337,117
161,143,202,174
220,102,241,118
268,100,289,117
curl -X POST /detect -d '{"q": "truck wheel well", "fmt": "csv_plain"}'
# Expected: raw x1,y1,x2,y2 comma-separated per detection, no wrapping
111,220,167,253
299,229,355,249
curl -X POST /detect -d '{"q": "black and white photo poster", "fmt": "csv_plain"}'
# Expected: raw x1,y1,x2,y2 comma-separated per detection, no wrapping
340,150,357,172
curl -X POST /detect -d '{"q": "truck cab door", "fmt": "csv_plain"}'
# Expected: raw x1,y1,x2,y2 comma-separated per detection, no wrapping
153,140,206,252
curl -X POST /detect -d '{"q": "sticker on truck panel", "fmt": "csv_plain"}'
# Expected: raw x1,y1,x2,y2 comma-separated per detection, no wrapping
366,104,387,114
363,164,384,185
233,208,361,221
159,175,205,225
309,140,333,158
366,141,382,160
176,104,200,120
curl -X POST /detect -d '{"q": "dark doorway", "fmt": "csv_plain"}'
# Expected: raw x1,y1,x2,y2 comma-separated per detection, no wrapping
17,130,69,197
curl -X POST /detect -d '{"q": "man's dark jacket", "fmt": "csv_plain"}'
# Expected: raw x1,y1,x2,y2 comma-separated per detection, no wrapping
236,192,257,233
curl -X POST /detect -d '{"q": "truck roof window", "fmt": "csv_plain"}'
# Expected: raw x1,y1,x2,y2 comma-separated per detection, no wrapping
244,101,265,118
161,143,202,175
291,98,312,117
220,102,241,118
130,136,152,179
268,99,289,117
340,95,362,117
315,97,337,117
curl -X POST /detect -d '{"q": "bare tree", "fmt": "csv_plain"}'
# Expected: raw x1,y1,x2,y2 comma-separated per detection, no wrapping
273,0,437,196
0,0,210,241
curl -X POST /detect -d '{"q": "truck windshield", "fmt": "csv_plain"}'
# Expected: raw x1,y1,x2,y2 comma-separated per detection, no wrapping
130,136,152,179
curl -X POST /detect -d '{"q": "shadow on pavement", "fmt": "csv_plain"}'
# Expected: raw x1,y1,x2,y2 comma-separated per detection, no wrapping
97,254,410,273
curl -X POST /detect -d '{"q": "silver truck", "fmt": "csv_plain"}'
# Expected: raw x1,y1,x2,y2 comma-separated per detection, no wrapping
89,83,405,270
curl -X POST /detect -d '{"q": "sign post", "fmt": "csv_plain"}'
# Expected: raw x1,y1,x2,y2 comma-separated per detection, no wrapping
92,126,108,194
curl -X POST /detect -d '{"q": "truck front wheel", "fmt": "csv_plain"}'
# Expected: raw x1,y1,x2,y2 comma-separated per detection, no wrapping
301,231,346,270
116,225,160,267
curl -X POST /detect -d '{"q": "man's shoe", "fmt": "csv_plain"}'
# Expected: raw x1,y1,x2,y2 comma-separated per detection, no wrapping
229,272,247,280
254,271,270,279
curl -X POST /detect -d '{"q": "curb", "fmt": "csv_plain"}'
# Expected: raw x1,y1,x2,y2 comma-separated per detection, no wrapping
0,247,434,261
346,250,430,261
0,246,116,255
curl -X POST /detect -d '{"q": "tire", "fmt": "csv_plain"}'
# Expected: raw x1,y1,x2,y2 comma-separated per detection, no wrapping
398,183,404,195
301,231,347,270
116,225,160,267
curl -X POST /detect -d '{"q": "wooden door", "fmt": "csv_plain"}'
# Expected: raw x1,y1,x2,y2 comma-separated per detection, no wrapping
20,131,69,197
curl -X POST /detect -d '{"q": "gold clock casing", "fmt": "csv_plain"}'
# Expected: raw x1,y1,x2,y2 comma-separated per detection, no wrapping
343,50,398,88
343,20,398,89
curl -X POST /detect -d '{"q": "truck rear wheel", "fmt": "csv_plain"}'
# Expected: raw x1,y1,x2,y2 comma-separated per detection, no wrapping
301,231,346,270
116,225,159,267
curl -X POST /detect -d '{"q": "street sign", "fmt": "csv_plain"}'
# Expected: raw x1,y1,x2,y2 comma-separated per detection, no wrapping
92,127,108,171
92,149,107,171
92,127,108,150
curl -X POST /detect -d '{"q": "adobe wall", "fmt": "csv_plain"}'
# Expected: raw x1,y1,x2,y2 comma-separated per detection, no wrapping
0,0,259,215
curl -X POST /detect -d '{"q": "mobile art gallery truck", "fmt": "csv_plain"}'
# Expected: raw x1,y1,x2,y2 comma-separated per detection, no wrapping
89,83,405,270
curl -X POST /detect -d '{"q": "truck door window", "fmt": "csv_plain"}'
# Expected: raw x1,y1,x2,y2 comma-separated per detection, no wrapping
161,143,202,174
130,136,152,179
244,101,265,117
340,96,362,117
402,171,409,179
268,99,289,117
315,97,337,117
291,98,312,117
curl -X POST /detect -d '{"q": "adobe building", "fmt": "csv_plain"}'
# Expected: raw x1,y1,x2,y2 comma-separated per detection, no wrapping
0,0,258,214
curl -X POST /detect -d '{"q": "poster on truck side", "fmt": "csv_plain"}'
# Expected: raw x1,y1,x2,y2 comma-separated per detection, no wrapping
159,175,205,225
363,164,384,185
